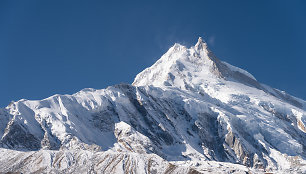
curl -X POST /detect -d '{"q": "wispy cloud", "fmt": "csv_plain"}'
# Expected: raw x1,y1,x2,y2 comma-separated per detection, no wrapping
208,35,216,46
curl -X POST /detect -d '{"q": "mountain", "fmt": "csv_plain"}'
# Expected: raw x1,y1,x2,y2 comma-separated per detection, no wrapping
0,37,305,173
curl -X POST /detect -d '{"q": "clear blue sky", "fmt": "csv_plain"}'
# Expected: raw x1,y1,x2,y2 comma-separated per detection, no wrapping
0,0,305,107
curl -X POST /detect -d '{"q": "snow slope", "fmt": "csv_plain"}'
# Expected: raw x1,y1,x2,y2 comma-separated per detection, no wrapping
0,37,305,173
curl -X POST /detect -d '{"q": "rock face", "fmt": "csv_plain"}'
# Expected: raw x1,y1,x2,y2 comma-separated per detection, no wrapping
0,38,305,173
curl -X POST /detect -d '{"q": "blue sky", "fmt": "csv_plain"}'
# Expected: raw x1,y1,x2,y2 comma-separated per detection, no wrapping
0,0,305,107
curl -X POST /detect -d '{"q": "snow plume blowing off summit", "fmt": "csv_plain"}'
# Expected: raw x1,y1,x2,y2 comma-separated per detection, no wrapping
0,37,305,173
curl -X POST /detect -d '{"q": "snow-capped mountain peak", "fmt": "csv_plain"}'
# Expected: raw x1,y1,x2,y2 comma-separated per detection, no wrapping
0,37,305,173
133,37,258,90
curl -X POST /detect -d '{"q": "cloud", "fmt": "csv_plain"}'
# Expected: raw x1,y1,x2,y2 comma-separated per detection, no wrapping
208,35,215,46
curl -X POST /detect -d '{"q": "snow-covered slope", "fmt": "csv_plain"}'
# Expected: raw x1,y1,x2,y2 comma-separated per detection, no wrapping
0,37,305,173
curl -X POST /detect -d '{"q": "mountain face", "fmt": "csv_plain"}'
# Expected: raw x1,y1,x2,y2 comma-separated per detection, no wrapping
0,38,305,173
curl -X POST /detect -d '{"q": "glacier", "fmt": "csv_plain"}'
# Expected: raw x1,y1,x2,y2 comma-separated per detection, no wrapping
0,37,305,173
